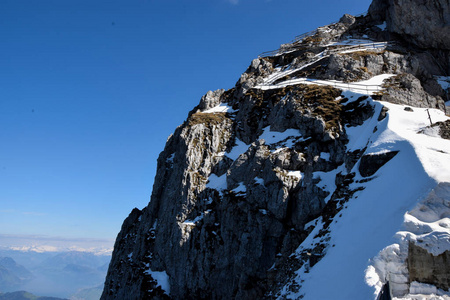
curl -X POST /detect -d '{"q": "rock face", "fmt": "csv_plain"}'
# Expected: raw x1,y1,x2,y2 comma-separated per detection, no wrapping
380,73,446,111
358,151,398,177
368,0,450,50
102,83,372,299
102,0,450,299
408,242,450,292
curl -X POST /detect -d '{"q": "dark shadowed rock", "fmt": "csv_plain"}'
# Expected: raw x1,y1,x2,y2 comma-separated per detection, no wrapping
359,151,398,177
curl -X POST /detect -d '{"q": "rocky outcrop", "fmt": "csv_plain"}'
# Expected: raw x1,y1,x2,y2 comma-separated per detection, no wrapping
358,151,398,177
379,73,446,111
437,120,450,139
408,242,450,292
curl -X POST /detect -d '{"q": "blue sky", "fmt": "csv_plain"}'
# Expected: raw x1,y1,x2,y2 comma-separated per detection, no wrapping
0,0,372,242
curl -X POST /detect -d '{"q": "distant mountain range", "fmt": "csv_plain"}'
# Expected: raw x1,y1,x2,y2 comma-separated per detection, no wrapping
0,250,110,300
0,291,67,300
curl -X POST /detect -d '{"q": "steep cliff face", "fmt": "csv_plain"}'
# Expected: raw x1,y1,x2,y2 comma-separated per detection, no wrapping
102,1,450,299
368,0,450,50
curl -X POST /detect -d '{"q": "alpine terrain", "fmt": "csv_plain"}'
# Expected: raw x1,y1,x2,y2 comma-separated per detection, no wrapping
102,0,450,299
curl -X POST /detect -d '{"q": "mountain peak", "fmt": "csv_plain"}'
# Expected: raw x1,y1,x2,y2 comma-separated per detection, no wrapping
101,0,450,299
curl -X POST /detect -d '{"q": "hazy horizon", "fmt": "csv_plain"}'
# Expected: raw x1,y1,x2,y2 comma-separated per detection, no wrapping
0,233,114,255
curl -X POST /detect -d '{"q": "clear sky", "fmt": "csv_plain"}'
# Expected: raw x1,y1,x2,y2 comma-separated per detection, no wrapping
0,0,372,242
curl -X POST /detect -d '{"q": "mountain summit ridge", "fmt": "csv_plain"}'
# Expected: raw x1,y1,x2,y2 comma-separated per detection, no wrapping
102,0,450,299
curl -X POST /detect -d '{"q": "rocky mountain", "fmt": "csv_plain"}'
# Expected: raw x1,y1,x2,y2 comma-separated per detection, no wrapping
0,258,33,292
0,291,66,300
0,250,110,299
102,0,450,299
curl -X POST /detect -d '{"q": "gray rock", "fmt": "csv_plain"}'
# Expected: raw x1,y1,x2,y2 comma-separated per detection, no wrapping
380,73,446,111
197,89,225,111
358,151,398,177
369,0,450,50
408,242,450,291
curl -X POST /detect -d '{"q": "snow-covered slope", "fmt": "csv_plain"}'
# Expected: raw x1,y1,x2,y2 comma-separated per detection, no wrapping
277,94,450,299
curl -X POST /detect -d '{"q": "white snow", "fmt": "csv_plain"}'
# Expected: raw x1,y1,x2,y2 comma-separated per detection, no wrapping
182,210,212,226
356,74,396,86
277,93,450,300
206,173,227,191
400,183,450,256
258,126,304,152
376,22,387,31
436,76,450,90
232,182,247,194
258,74,396,95
225,138,249,160
345,100,383,152
203,103,236,114
259,126,302,145
254,177,265,185
287,170,303,180
328,38,375,46
144,269,171,294
150,220,158,231
304,216,322,231
319,152,330,161
421,126,441,138
407,281,450,299
313,165,345,203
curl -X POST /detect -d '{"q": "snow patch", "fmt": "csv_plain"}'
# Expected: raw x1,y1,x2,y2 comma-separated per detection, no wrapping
376,22,387,31
319,152,330,161
232,182,247,195
313,165,345,203
259,126,305,152
203,103,236,114
144,269,171,294
328,38,375,46
206,173,227,191
407,281,450,299
260,126,302,144
258,74,396,95
226,138,249,161
420,126,441,138
287,170,303,180
436,76,450,90
182,210,212,226
254,177,265,186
